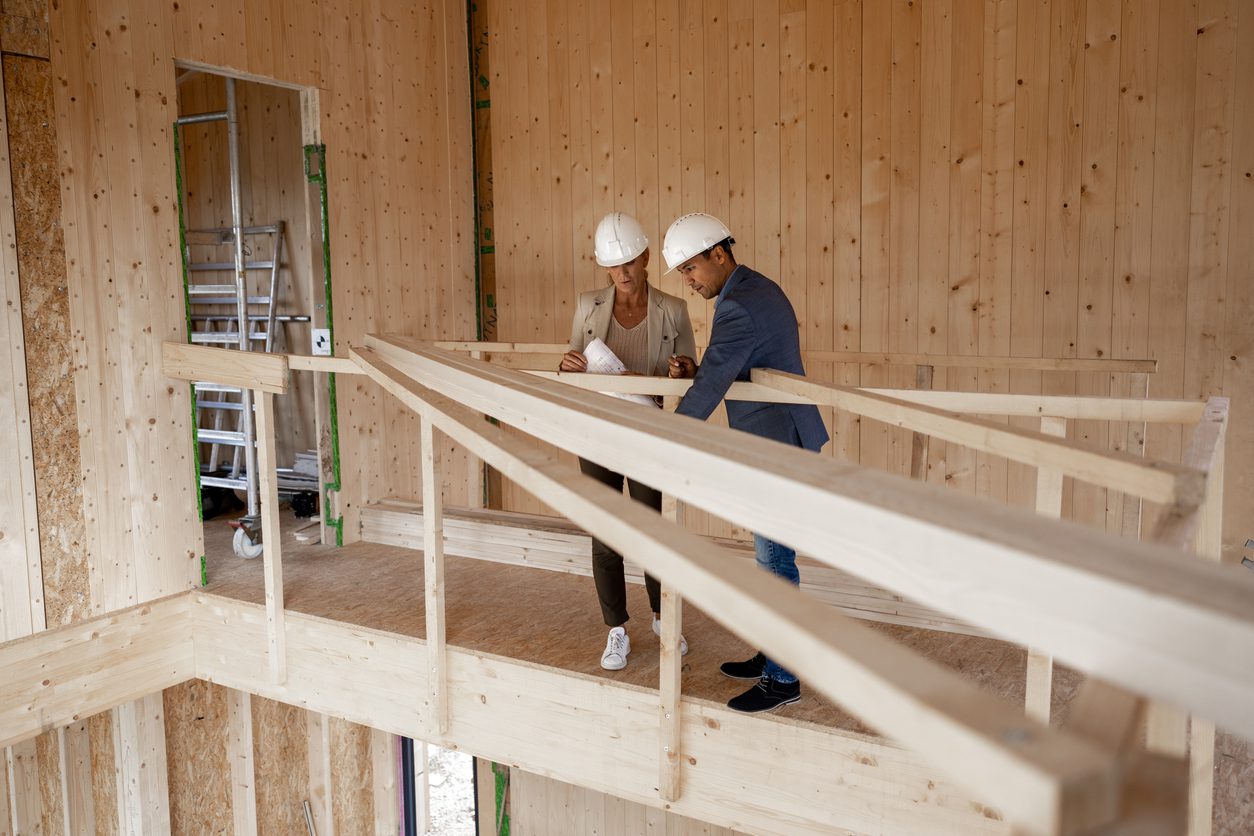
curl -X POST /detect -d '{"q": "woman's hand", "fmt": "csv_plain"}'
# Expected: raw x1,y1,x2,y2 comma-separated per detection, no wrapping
668,355,697,379
559,350,588,372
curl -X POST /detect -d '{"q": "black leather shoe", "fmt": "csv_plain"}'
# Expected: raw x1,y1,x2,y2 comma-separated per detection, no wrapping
719,652,767,680
727,676,801,713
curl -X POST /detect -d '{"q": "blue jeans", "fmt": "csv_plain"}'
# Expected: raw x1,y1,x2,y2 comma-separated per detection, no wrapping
753,534,799,684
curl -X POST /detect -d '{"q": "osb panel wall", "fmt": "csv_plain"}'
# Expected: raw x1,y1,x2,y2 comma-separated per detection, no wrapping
175,72,319,471
5,52,88,628
252,696,310,834
329,717,374,834
162,679,232,834
486,0,1254,557
47,0,476,609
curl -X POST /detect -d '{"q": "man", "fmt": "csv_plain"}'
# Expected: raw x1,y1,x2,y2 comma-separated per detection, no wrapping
662,212,829,714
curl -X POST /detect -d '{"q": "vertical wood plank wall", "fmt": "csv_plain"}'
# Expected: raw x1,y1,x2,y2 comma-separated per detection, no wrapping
487,0,1254,556
48,0,477,611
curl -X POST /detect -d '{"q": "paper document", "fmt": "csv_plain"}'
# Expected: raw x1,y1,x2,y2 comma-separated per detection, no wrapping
582,338,660,408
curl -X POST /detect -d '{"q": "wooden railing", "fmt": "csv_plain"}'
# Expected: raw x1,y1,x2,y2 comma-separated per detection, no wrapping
160,338,1249,836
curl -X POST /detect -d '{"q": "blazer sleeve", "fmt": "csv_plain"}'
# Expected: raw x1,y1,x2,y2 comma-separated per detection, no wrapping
675,299,755,421
672,300,697,362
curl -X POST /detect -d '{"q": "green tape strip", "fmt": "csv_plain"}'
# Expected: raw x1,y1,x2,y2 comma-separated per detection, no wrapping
305,144,344,547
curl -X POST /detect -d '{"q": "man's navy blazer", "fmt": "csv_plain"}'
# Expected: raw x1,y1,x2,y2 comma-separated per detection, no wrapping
675,265,829,452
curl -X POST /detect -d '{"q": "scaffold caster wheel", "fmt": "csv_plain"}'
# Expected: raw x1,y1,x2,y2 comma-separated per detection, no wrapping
233,527,264,559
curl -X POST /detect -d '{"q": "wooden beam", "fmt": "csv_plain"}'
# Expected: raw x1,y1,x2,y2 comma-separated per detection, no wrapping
352,345,1124,835
803,350,1156,373
360,337,1254,740
0,594,193,749
194,593,1013,836
286,355,361,375
254,390,287,684
226,689,258,835
161,341,288,394
421,419,448,735
752,369,1202,505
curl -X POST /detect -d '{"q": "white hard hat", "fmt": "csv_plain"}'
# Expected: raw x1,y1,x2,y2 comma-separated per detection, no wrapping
594,212,649,267
661,213,734,273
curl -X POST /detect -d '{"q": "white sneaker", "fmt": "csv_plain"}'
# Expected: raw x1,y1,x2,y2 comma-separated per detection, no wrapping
652,616,689,656
601,626,630,670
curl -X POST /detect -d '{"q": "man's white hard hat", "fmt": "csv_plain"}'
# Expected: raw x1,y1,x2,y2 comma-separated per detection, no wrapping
661,213,734,273
594,212,650,267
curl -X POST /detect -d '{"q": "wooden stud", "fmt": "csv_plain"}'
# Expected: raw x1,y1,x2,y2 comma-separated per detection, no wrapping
1025,416,1067,724
371,730,399,835
226,689,258,835
254,390,287,684
4,740,40,833
421,418,448,736
658,427,682,804
305,712,334,836
61,721,94,836
113,694,171,835
909,365,935,481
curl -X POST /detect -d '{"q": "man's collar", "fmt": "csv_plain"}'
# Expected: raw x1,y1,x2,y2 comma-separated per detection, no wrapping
715,265,748,306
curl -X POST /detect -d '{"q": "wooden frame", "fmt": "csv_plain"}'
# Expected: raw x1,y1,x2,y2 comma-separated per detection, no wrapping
0,338,1227,834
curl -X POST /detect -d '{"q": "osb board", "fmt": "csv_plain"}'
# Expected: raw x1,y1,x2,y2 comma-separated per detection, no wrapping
162,679,231,835
4,52,88,628
328,717,373,836
484,0,1253,560
34,730,61,835
510,767,745,836
87,710,117,836
252,695,310,835
175,73,318,471
1216,730,1254,836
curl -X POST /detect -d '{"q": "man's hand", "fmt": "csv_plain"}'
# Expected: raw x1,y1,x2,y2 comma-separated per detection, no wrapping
559,350,588,372
668,355,697,379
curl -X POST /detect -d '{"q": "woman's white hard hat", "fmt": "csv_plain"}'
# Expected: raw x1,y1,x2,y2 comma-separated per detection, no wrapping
661,213,734,273
593,212,649,267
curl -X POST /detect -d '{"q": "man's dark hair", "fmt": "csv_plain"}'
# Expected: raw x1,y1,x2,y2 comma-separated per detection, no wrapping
705,236,737,263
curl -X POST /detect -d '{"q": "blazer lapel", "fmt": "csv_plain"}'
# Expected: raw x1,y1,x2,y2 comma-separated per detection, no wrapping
646,284,665,376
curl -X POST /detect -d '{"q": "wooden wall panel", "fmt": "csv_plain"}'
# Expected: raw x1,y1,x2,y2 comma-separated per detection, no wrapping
488,0,1254,559
509,767,745,836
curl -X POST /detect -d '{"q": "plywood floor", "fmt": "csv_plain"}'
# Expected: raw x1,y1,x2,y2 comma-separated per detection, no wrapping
202,510,1085,736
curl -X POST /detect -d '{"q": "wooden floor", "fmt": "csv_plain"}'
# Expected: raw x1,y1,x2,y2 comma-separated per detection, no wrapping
202,510,1084,736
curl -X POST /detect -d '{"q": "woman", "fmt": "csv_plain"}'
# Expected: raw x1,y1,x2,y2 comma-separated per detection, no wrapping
561,211,697,670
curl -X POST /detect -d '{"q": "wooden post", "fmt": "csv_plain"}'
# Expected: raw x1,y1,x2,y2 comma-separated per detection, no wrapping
306,712,334,836
467,351,485,509
371,730,400,834
422,417,449,735
4,739,40,832
1025,416,1067,723
658,395,683,802
113,694,171,835
417,741,431,833
908,364,934,481
1188,421,1225,836
255,389,287,683
61,722,95,833
227,689,259,835
1118,372,1151,540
